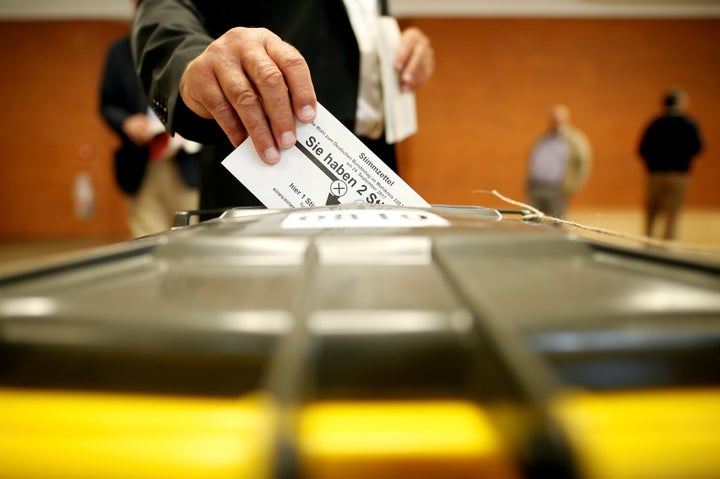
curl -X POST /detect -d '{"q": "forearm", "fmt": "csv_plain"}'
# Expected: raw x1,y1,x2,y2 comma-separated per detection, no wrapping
131,0,224,143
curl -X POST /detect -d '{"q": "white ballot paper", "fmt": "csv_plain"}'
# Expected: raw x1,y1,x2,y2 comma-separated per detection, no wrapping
221,103,429,209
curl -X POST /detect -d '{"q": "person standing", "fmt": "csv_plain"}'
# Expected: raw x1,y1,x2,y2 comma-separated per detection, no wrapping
100,33,202,237
638,88,703,240
525,105,592,219
131,0,434,211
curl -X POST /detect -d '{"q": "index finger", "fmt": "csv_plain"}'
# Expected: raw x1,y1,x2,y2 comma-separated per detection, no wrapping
267,39,317,124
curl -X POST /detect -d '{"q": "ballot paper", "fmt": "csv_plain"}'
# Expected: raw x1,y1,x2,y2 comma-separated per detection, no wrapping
221,102,429,209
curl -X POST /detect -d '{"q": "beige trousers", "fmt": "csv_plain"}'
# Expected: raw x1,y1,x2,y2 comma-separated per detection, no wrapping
645,172,689,240
129,159,199,238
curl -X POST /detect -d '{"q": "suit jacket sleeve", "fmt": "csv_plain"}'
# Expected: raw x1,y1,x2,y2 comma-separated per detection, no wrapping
131,0,225,144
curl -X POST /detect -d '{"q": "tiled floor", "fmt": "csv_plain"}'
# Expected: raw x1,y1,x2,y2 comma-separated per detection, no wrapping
0,208,718,275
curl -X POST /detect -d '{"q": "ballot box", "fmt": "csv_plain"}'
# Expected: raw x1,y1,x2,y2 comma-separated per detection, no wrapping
0,204,718,479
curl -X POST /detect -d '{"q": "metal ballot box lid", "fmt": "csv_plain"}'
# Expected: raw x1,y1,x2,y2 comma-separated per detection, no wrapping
0,204,719,479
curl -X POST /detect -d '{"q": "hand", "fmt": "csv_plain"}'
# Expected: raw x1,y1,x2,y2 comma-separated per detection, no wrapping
395,27,434,92
122,113,153,146
180,27,317,164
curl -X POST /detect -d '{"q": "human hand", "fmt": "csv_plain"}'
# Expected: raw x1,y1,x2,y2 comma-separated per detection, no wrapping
180,27,317,164
395,27,434,92
122,113,153,146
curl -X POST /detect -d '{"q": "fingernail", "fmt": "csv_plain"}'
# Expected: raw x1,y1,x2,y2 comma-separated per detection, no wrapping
395,61,404,71
280,131,295,149
264,146,280,164
299,105,316,121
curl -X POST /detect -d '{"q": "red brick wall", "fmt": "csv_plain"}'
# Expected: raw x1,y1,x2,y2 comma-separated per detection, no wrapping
0,21,130,238
398,18,720,210
0,18,718,238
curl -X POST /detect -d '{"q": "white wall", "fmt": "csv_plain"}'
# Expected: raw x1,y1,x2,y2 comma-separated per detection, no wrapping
1,0,720,20
391,0,720,18
0,0,132,19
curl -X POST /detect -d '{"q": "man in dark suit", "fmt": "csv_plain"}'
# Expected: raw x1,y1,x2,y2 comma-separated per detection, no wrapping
100,32,202,237
131,0,434,210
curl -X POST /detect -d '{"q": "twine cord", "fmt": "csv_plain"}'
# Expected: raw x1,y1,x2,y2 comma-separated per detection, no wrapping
473,189,718,256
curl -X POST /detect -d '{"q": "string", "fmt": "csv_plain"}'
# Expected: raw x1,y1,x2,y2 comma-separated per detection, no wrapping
472,189,720,257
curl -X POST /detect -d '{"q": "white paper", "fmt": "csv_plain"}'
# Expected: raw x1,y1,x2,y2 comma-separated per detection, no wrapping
221,102,429,209
146,107,201,154
377,16,417,144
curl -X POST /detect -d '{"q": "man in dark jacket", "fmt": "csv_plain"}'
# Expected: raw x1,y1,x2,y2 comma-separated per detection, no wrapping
100,32,201,237
638,88,703,240
131,0,434,211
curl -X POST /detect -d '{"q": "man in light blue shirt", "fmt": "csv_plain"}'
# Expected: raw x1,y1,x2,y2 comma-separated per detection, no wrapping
526,105,592,219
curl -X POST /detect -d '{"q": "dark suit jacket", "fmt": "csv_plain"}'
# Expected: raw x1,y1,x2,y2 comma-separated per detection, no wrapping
100,36,199,195
131,0,390,208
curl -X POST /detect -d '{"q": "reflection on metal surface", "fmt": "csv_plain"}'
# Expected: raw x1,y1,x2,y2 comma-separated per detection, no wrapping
308,310,472,335
217,312,294,334
0,297,58,317
316,236,432,265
